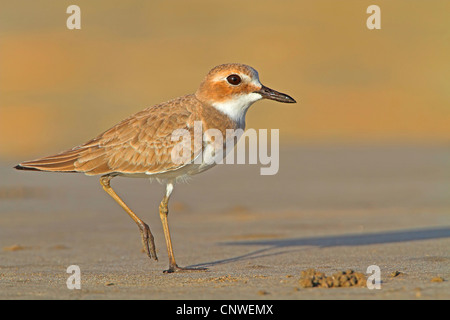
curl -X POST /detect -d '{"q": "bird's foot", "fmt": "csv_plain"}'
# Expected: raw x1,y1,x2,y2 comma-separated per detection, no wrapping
163,264,208,273
139,222,158,261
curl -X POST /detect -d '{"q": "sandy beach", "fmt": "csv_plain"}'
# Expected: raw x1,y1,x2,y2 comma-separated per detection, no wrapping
1,145,449,299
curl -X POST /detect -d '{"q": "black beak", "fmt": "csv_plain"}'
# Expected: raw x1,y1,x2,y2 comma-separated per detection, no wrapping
256,85,296,103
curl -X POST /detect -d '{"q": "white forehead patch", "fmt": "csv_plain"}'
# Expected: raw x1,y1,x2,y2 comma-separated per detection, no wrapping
241,73,262,88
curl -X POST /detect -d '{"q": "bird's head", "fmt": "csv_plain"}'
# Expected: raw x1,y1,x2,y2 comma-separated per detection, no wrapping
195,63,296,123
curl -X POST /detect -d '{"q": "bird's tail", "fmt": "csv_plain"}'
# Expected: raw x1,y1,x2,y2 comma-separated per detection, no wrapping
14,148,82,173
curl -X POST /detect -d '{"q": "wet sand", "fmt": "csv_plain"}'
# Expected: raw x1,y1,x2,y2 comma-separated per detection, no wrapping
1,145,449,299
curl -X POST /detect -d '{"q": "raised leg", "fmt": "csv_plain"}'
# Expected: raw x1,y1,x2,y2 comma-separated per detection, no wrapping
100,175,157,261
160,183,206,273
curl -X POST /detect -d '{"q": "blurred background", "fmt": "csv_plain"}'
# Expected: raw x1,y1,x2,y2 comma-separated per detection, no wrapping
1,2,450,299
1,0,449,161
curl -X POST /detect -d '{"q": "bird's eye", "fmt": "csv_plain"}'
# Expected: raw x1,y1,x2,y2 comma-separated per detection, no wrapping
226,74,241,85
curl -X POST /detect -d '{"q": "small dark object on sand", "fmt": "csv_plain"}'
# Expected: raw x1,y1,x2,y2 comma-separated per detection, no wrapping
299,269,366,288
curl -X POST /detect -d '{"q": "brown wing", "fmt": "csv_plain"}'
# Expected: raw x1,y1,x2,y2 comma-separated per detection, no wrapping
15,95,203,176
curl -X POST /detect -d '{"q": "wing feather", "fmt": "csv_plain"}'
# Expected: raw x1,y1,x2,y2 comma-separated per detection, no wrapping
16,95,203,176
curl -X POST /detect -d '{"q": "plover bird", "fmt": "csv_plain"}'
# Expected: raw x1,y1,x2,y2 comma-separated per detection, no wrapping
15,63,296,273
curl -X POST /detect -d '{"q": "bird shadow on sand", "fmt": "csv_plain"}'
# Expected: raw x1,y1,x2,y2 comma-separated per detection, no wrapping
188,227,450,268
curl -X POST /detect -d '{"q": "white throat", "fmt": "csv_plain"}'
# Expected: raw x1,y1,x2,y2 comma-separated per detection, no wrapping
212,92,262,129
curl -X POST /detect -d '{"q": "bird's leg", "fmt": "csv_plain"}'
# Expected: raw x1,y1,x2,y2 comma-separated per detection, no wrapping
159,193,177,272
100,175,157,261
160,183,207,273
